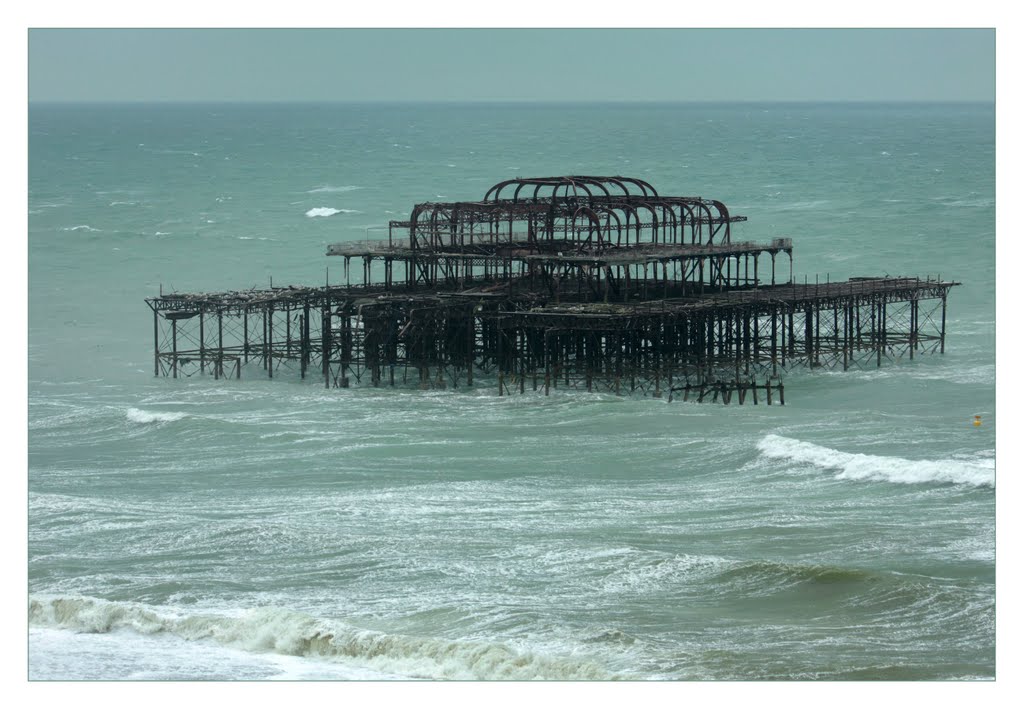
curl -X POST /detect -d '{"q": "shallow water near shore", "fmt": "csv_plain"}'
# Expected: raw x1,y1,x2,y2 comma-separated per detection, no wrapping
28,101,994,680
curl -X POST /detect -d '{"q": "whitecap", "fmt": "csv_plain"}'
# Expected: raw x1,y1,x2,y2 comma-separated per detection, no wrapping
306,208,341,218
307,185,362,194
60,225,101,232
125,408,187,424
757,434,994,488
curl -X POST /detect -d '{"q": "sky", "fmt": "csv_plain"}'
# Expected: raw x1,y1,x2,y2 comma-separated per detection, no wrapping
27,28,995,103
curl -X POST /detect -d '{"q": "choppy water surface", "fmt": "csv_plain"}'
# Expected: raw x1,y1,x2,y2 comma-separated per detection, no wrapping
28,102,994,680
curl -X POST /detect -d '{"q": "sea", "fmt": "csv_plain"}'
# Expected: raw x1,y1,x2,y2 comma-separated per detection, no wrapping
27,102,995,681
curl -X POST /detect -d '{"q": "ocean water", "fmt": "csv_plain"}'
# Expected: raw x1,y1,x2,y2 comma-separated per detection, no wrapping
28,102,995,681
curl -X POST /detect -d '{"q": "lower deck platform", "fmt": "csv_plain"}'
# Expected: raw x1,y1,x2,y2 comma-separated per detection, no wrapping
145,276,957,404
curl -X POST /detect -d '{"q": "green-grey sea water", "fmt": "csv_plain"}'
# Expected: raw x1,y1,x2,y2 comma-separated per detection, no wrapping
28,102,994,680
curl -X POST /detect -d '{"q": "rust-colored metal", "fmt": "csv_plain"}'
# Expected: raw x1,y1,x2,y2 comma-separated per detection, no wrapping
145,176,959,403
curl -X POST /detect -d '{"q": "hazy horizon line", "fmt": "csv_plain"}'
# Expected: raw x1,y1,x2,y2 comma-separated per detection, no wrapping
28,98,995,105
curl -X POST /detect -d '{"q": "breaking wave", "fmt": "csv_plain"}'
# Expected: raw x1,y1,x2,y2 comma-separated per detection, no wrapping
60,225,101,232
306,207,341,218
307,185,362,193
125,408,187,424
305,207,360,217
757,435,994,488
28,596,617,681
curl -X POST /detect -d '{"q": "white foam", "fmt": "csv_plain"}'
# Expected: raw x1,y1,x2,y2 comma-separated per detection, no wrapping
60,225,101,232
29,596,617,681
306,185,361,193
306,207,360,217
306,207,341,217
757,435,994,488
125,407,187,424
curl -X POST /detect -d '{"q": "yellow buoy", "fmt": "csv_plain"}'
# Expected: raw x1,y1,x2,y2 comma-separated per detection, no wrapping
973,415,982,427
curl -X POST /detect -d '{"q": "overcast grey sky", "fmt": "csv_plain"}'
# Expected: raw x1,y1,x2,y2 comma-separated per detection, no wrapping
28,29,994,103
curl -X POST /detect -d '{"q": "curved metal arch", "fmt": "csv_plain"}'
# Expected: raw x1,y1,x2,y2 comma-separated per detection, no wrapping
559,177,592,201
658,202,681,244
408,202,435,249
706,199,732,243
588,204,623,246
612,176,658,198
664,200,698,243
570,206,604,252
565,176,613,198
428,205,453,248
613,203,645,247
514,179,582,203
631,201,665,244
484,179,521,202
692,199,724,244
664,198,715,244
486,177,569,202
486,176,617,202
592,176,632,197
659,199,700,243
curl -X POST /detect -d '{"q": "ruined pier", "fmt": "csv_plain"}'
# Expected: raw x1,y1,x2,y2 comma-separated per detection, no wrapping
146,176,958,403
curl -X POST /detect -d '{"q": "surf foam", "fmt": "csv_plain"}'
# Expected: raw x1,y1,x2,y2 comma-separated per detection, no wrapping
306,207,341,217
305,207,359,217
29,596,617,681
125,408,187,424
757,435,994,488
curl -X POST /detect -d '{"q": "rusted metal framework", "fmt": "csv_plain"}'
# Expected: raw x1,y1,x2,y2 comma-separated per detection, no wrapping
146,176,958,404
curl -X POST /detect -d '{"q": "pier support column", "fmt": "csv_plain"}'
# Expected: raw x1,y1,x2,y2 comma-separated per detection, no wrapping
881,300,887,364
152,308,159,377
940,295,947,354
171,319,178,379
322,303,332,389
217,310,224,379
910,299,918,360
267,308,274,378
301,300,310,378
771,306,778,375
199,310,205,375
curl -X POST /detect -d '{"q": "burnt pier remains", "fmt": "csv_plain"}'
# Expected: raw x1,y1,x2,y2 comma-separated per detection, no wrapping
146,176,958,403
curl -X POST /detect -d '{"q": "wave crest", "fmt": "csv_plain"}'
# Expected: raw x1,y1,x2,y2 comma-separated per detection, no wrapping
757,435,994,487
715,560,877,587
306,207,341,217
29,596,617,681
305,207,360,217
125,408,187,424
307,185,361,193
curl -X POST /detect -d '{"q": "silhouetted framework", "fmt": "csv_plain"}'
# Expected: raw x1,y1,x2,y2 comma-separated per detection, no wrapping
146,176,958,404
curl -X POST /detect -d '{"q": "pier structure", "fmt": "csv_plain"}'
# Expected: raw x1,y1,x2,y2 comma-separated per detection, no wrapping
146,176,958,403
